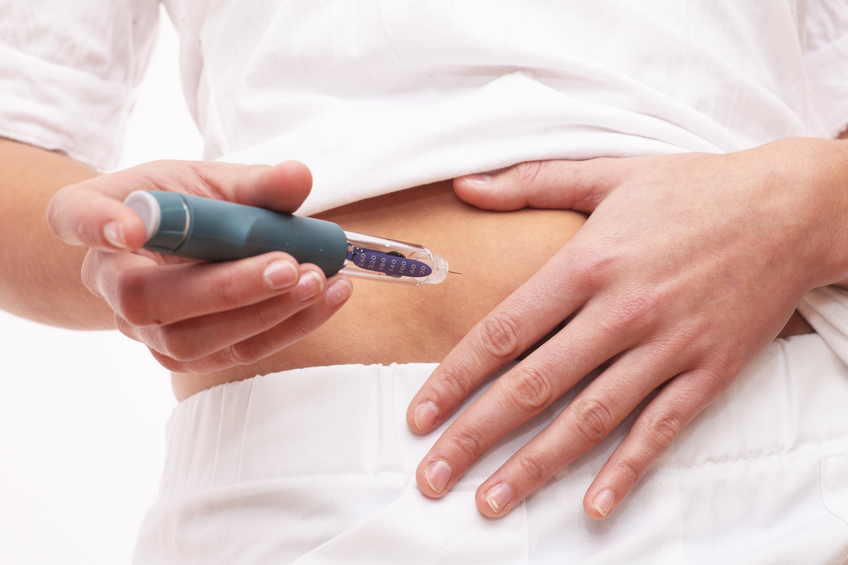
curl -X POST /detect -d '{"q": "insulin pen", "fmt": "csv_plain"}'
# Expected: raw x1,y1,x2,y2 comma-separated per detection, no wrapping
123,191,450,286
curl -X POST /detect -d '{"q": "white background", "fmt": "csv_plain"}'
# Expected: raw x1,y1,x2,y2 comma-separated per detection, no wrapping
0,9,203,564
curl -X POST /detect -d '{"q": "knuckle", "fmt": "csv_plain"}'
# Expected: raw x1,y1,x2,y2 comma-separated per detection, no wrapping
450,424,488,461
216,344,256,368
249,294,313,337
511,161,562,206
641,410,684,450
156,328,200,362
478,312,525,361
254,306,278,333
698,359,742,401
617,289,662,327
215,266,249,311
434,367,474,403
513,161,543,184
610,457,642,491
567,246,614,286
504,365,556,413
569,396,615,445
515,453,550,485
657,322,700,352
600,288,663,335
112,269,152,325
286,310,316,343
254,297,285,331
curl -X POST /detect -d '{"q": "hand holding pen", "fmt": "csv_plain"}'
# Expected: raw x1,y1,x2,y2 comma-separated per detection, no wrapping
47,160,354,375
122,190,449,286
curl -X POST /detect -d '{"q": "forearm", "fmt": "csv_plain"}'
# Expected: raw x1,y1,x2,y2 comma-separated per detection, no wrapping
0,139,115,329
832,129,848,289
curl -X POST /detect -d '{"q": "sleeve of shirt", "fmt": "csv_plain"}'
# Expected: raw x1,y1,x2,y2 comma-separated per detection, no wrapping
805,0,848,138
0,0,160,170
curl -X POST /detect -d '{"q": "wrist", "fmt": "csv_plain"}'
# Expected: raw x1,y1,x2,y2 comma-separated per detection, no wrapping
792,137,848,289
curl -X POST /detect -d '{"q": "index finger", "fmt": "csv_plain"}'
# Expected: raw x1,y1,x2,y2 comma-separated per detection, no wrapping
406,250,590,434
46,160,313,251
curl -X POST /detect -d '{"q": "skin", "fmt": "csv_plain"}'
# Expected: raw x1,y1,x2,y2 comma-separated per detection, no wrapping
169,182,587,400
0,139,109,328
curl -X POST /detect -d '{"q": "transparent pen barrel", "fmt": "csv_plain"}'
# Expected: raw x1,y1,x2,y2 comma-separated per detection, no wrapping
341,231,449,286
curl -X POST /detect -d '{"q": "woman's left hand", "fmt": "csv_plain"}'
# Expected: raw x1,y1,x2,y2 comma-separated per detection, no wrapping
406,138,848,519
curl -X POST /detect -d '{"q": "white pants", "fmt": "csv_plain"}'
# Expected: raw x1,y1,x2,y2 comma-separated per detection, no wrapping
134,334,848,564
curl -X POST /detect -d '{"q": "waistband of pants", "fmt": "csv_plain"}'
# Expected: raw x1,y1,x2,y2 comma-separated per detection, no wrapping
157,335,848,500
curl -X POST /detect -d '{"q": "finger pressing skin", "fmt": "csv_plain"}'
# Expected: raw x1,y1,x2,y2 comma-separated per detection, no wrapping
581,368,729,520
84,250,309,327
148,275,353,373
406,252,589,437
117,265,335,362
453,158,630,213
407,245,664,438
413,304,647,500
471,340,693,518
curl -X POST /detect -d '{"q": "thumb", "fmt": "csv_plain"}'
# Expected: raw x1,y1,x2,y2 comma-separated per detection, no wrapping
453,158,626,213
47,160,315,252
47,183,148,251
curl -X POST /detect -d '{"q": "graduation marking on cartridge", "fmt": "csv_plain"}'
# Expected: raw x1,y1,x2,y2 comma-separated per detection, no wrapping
347,247,432,278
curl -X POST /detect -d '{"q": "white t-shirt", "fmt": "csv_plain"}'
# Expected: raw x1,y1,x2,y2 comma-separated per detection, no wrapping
2,1,847,211
172,0,848,217
3,0,848,354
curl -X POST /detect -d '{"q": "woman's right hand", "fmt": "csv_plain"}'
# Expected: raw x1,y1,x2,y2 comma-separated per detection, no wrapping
46,160,352,374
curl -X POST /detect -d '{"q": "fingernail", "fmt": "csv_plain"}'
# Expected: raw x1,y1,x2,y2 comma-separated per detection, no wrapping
426,460,452,494
104,221,127,250
462,173,492,185
593,489,615,517
263,260,298,290
485,483,514,513
292,271,324,302
325,279,352,308
414,400,439,432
